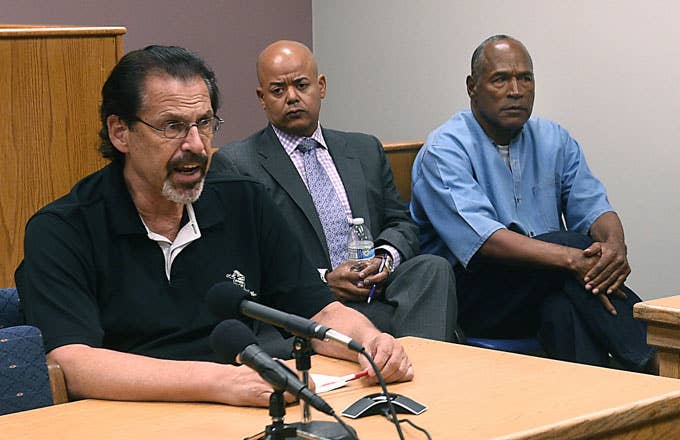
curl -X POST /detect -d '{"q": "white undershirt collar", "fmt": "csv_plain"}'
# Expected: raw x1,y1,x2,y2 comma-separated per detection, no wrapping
140,203,201,280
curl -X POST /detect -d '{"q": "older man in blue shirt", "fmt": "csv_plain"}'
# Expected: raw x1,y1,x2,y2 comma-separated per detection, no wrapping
411,35,656,372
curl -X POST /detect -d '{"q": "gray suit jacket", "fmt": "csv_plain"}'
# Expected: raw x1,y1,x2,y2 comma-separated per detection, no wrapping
211,125,418,270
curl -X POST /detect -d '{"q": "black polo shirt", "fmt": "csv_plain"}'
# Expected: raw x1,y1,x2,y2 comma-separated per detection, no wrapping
16,161,334,362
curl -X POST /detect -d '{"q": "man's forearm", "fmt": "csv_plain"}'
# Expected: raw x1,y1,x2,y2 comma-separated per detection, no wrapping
49,344,240,404
310,301,414,384
589,211,625,245
479,227,625,315
309,301,381,361
478,228,582,272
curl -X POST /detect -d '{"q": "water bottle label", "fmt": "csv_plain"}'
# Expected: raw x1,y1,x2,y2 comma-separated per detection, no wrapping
348,241,375,260
356,247,374,260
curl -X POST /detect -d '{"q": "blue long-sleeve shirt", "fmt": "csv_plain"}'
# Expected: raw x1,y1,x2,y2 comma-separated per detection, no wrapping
411,110,613,268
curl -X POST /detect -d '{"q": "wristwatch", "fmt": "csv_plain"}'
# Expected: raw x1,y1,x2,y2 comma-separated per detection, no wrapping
384,255,395,274
377,253,395,274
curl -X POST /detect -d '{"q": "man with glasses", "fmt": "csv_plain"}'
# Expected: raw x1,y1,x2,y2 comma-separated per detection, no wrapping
16,45,412,407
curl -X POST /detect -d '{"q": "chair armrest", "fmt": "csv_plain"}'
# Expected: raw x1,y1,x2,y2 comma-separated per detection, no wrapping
47,357,69,404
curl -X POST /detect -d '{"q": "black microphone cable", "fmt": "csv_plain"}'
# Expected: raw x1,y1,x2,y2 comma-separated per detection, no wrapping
208,281,422,438
359,351,406,440
379,407,432,440
329,407,359,440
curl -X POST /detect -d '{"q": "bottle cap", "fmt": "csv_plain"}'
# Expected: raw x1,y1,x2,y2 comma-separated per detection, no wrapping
351,217,365,225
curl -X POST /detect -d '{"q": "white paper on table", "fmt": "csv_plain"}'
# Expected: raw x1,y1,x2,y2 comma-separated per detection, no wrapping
311,373,350,393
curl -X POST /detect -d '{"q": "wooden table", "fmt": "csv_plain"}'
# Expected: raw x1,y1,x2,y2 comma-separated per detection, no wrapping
3,337,680,439
634,294,680,378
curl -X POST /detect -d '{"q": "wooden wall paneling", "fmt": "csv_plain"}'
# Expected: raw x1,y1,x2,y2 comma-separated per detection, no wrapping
0,26,126,287
383,140,423,203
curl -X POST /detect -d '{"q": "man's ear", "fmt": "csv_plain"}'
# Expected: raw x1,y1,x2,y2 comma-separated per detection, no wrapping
318,74,327,99
466,75,476,98
256,87,266,109
107,115,130,154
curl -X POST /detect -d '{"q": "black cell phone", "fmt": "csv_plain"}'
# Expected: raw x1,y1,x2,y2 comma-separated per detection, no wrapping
341,393,427,419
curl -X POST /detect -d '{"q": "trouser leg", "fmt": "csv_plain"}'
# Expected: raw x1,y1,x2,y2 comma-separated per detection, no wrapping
454,262,550,338
559,277,654,370
539,293,609,367
457,259,612,365
457,230,653,371
381,254,458,342
347,300,395,334
535,232,654,371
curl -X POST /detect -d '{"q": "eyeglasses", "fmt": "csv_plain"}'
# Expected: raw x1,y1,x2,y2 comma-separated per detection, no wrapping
133,116,224,139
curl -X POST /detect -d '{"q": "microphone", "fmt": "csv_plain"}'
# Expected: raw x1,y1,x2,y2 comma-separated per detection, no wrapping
206,281,365,353
209,319,334,416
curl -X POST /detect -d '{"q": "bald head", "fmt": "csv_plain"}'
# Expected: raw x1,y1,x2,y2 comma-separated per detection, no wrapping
257,40,318,85
470,35,532,80
255,40,326,137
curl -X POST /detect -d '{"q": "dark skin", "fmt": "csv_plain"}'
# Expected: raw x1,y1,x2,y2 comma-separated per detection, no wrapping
326,258,391,302
466,39,535,146
256,41,326,138
468,39,631,314
256,40,391,302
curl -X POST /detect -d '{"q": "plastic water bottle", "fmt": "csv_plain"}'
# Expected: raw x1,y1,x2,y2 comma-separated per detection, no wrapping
348,218,374,271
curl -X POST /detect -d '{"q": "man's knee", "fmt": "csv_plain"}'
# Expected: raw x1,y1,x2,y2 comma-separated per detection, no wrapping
401,254,454,276
395,254,457,294
534,231,592,250
389,254,460,342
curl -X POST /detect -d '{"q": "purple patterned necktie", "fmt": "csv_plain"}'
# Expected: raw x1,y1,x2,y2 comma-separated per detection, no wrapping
297,138,348,268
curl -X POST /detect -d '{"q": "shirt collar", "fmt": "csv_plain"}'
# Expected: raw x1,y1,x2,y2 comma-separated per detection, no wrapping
103,161,147,235
271,123,328,155
139,203,200,243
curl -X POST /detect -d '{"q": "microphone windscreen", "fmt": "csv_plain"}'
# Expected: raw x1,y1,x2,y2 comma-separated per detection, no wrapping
209,319,258,364
206,281,249,319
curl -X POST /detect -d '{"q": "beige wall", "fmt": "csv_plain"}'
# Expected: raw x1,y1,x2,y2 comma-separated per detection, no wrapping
313,0,680,299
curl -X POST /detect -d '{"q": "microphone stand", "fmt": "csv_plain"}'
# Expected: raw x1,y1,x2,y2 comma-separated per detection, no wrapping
291,337,357,440
244,390,300,440
293,336,314,425
244,338,357,440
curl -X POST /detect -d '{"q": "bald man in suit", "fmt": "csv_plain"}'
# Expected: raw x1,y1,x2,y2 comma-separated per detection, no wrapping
211,41,459,352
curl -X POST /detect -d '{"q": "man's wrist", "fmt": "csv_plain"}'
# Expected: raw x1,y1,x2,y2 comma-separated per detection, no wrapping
562,246,584,273
375,246,399,271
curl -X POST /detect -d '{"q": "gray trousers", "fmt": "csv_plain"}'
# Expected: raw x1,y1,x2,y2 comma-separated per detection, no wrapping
350,254,458,342
254,254,458,359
